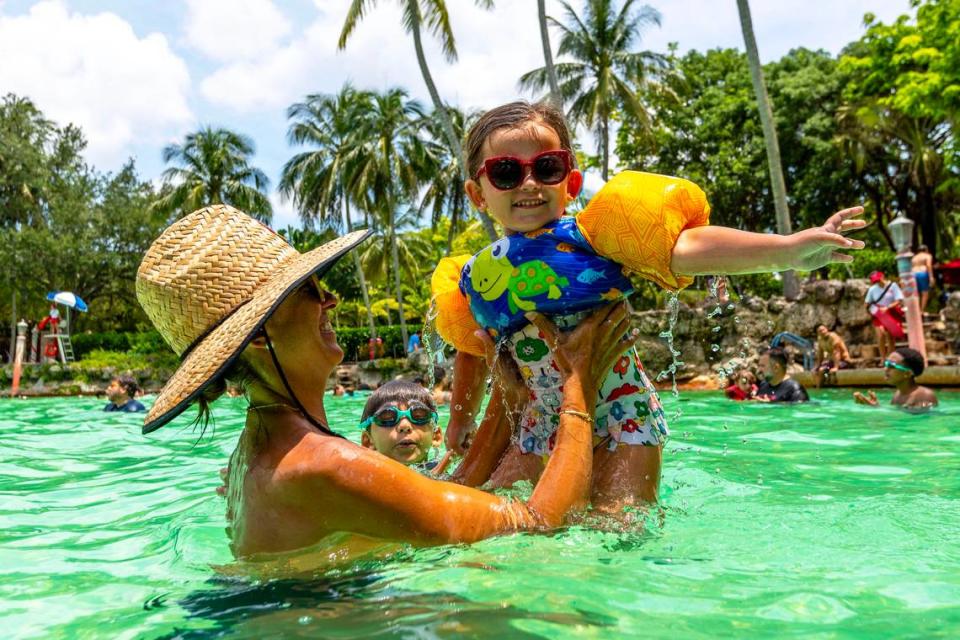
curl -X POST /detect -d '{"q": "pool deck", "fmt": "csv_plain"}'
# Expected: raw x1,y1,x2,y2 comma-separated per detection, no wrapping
793,365,960,388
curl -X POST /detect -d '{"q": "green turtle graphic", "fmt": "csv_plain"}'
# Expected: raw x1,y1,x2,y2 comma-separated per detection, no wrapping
470,238,569,314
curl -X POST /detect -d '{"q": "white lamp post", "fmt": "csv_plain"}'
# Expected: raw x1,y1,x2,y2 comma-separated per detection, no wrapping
888,214,926,361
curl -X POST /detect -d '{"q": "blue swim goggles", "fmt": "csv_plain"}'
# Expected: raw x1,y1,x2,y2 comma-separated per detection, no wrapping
360,404,438,430
883,359,914,374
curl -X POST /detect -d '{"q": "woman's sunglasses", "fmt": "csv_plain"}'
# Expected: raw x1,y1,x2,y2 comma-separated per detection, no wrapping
883,359,914,374
474,150,573,191
360,404,438,429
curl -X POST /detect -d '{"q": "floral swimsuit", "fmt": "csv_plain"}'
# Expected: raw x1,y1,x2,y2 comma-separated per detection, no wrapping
504,312,668,457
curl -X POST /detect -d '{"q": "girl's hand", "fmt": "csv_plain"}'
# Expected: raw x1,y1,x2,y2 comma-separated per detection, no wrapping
853,390,879,406
783,206,866,271
525,302,640,400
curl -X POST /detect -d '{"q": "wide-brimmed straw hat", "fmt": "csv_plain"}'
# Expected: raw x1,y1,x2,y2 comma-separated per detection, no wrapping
136,204,372,434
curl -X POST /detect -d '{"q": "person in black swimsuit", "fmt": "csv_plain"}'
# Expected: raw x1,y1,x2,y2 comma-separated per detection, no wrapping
756,347,809,403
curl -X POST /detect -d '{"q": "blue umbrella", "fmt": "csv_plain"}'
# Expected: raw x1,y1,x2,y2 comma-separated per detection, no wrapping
46,291,88,312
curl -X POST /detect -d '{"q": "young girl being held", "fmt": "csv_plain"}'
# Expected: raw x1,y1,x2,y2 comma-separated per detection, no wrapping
433,101,864,508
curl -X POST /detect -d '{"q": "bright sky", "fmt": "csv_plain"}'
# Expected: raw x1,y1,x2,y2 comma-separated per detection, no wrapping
0,0,912,229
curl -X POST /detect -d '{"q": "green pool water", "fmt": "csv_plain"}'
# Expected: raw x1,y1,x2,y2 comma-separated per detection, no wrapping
2,389,959,638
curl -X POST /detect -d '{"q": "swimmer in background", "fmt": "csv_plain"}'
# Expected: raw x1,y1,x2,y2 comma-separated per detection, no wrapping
360,380,443,467
724,369,758,401
104,376,146,412
756,347,810,403
854,347,938,411
813,324,853,388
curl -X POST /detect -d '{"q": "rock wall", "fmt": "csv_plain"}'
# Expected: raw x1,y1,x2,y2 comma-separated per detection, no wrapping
631,278,936,386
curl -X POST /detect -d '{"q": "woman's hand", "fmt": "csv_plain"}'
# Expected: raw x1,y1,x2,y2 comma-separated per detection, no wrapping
853,390,879,406
525,302,640,402
783,206,866,271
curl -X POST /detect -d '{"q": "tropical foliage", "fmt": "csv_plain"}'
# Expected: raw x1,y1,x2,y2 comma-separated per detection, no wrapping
3,0,960,362
151,127,273,223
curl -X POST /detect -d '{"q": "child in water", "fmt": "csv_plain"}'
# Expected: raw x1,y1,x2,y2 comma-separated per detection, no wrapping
360,380,442,467
724,369,758,401
432,101,864,506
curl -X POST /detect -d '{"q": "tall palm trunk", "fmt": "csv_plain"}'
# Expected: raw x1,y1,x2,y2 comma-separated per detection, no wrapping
345,199,377,339
538,0,562,107
388,204,409,347
409,12,498,242
736,0,798,300
600,114,610,181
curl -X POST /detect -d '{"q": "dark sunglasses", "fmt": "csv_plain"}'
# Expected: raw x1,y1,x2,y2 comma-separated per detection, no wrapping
360,404,438,429
474,150,573,191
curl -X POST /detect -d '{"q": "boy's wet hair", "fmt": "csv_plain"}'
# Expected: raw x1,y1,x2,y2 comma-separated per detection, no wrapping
893,347,925,377
360,380,436,430
116,375,140,398
465,100,576,180
765,347,789,369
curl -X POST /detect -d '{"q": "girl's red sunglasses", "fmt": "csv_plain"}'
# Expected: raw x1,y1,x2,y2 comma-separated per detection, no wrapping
474,150,573,191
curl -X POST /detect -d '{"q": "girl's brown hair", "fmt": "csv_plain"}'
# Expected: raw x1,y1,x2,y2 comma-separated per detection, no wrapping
465,101,576,179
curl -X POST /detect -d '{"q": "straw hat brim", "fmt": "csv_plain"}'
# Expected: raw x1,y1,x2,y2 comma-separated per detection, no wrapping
142,229,373,434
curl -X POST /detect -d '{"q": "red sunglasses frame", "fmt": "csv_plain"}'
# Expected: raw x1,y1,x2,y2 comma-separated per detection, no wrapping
474,150,574,190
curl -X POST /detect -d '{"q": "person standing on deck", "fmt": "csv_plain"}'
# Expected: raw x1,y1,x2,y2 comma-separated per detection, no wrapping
911,245,934,313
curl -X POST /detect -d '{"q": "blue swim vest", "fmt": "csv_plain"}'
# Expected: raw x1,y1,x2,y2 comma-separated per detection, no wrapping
459,217,633,337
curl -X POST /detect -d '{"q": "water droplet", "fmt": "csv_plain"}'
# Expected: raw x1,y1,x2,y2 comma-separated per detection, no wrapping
712,326,722,333
711,344,720,352
298,616,313,625
734,316,741,324
454,404,462,411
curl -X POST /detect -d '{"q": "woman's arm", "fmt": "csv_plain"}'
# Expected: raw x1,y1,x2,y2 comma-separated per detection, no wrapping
291,303,637,544
670,207,865,275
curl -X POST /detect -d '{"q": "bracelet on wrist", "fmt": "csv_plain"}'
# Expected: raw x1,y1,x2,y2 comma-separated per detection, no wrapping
558,408,593,425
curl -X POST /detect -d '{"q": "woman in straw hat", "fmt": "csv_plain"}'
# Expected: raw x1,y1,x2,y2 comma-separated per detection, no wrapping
137,204,639,558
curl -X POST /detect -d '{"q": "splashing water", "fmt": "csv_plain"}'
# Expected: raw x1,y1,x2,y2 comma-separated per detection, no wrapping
655,293,685,422
422,300,446,386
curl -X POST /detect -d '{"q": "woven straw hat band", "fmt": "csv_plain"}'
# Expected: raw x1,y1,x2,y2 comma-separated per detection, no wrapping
136,204,298,356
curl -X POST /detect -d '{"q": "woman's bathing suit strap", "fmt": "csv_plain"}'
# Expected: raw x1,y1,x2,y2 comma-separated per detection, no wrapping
261,326,345,439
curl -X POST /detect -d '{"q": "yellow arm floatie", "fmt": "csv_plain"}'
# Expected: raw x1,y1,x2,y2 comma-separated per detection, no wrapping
575,171,711,291
431,255,486,357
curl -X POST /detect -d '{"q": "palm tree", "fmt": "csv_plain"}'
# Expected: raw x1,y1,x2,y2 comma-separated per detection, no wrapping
736,0,797,299
279,86,378,339
538,0,562,107
416,105,478,253
337,0,499,241
152,127,272,223
520,0,667,180
347,89,428,346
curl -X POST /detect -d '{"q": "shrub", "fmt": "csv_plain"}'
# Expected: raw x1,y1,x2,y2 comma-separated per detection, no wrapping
827,248,897,280
72,331,172,359
336,324,423,361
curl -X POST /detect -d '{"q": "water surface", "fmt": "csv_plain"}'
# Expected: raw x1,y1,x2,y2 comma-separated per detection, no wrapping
2,390,959,638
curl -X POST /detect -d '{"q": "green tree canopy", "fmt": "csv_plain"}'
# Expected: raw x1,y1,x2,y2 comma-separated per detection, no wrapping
151,127,273,223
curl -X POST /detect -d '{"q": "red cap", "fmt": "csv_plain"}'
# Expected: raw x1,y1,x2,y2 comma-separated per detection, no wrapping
869,271,884,283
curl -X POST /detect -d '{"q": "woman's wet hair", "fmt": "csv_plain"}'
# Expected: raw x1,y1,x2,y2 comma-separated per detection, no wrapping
893,347,925,377
193,356,261,436
465,100,576,180
360,380,436,430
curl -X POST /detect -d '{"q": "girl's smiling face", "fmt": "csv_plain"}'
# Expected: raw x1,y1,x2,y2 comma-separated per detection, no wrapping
465,122,582,234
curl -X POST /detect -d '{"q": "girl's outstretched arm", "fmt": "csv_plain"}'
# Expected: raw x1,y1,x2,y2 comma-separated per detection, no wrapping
671,206,866,276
